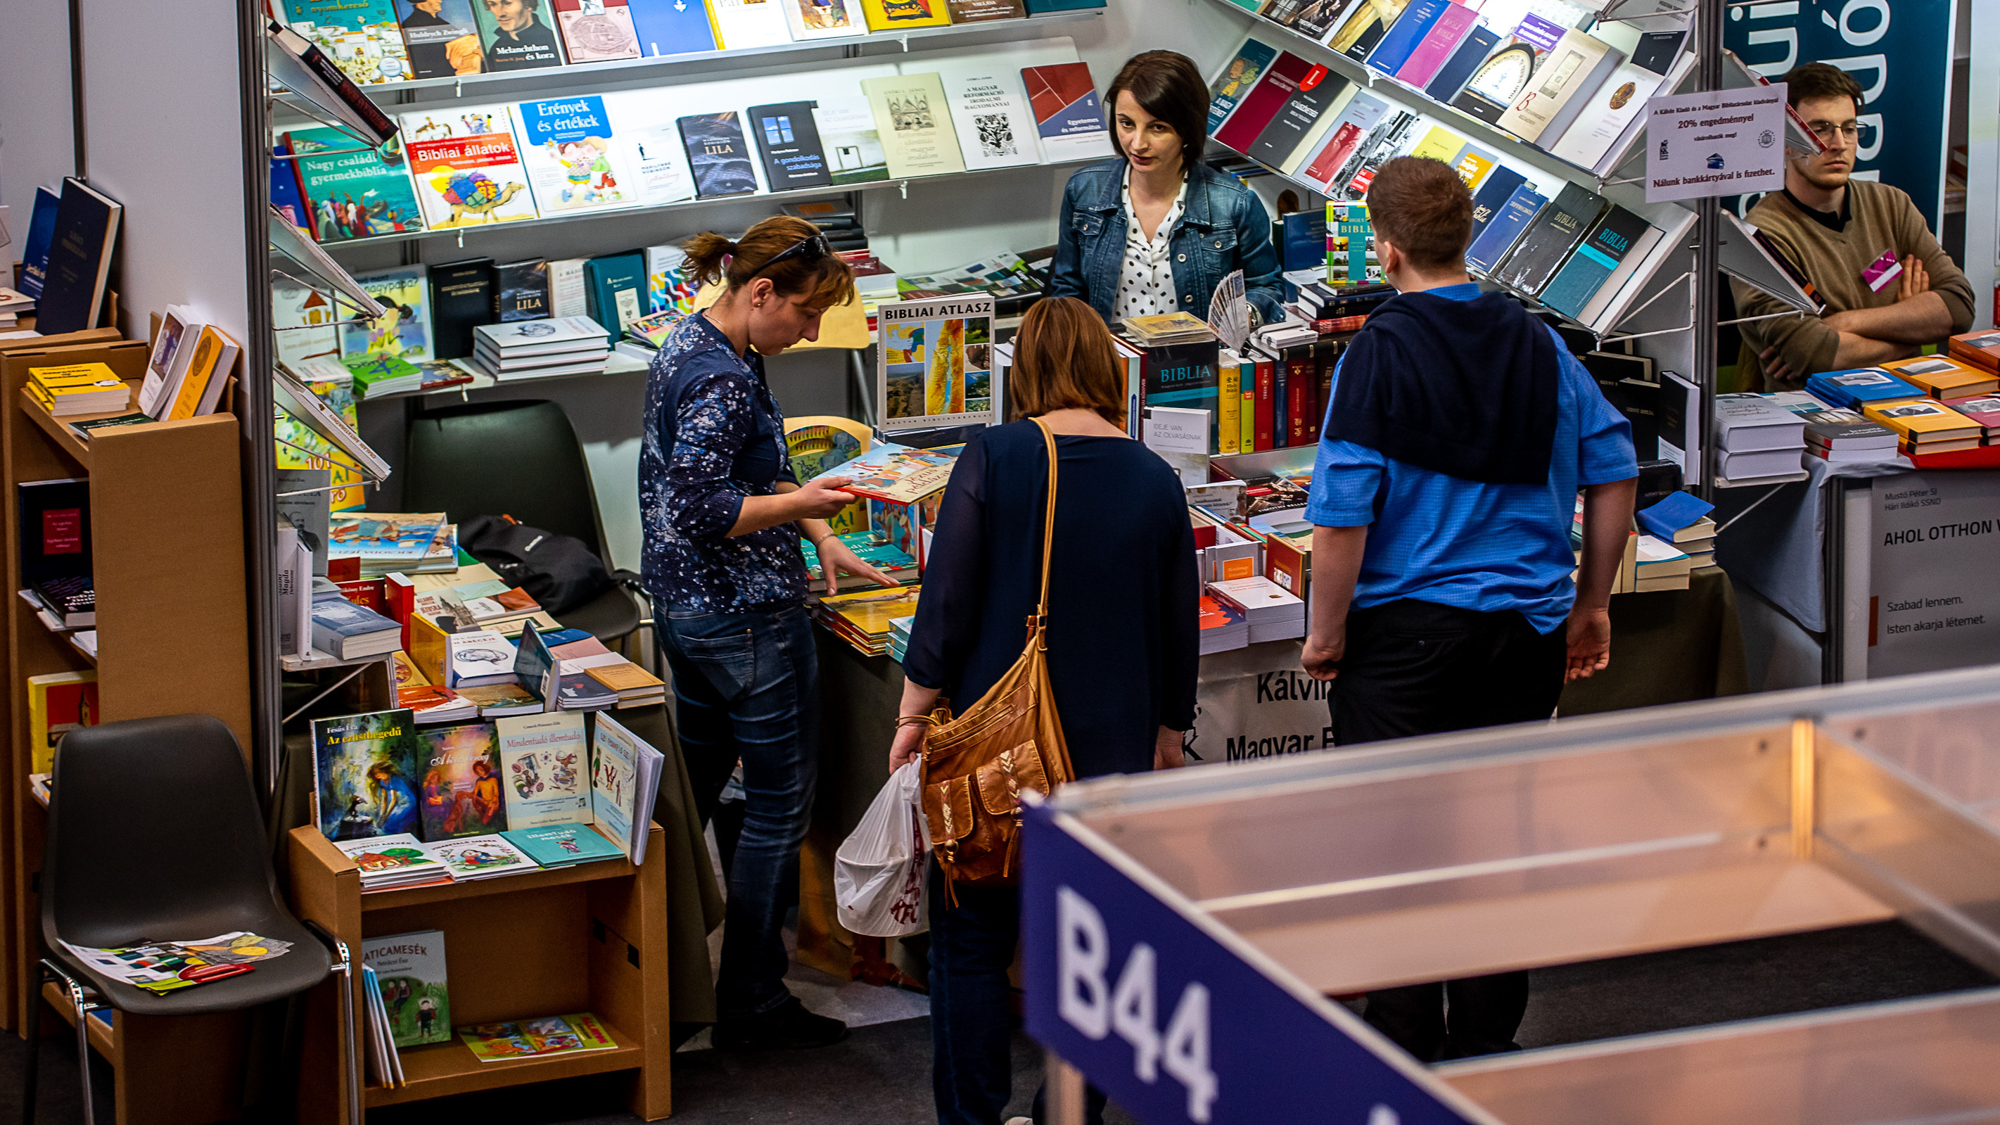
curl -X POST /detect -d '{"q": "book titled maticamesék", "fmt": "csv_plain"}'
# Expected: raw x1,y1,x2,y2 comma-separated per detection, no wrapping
362,930,452,1047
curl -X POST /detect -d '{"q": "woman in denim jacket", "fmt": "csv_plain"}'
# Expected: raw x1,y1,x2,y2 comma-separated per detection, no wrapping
1047,51,1285,326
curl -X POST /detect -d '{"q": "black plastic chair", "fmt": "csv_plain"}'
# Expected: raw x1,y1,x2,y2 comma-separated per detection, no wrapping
403,399,644,643
21,715,359,1125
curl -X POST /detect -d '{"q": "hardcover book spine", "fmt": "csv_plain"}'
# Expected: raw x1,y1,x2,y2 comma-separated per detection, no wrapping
1273,356,1290,447
1254,358,1275,451
1218,361,1242,454
1286,353,1314,446
1241,380,1256,454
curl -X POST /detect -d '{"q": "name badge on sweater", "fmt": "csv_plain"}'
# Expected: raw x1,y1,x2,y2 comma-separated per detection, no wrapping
1862,249,1904,293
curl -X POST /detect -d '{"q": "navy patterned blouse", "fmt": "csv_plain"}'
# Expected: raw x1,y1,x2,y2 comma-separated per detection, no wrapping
639,313,807,615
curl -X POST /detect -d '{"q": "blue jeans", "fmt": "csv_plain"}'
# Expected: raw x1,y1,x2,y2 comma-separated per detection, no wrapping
659,602,820,1021
929,865,1107,1125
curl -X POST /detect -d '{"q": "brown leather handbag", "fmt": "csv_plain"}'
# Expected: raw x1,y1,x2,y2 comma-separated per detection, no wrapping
920,418,1076,891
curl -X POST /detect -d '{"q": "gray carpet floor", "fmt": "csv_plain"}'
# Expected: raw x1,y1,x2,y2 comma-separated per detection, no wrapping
2,921,1991,1124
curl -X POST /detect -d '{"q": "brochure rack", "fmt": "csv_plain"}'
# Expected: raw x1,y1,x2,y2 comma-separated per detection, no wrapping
0,336,253,1122
287,822,671,1122
1022,664,2000,1125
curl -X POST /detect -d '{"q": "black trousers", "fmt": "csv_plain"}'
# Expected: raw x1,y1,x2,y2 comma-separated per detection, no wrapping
1329,598,1567,1062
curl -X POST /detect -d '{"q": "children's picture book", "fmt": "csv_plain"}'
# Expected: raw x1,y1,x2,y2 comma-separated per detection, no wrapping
496,712,591,828
810,442,958,503
678,112,761,199
332,833,448,882
863,74,966,179
459,1012,617,1061
592,714,664,863
275,370,366,511
551,0,641,62
278,0,414,83
502,822,625,866
361,930,452,1047
783,0,865,40
813,95,892,184
425,833,534,879
285,128,426,242
393,0,483,79
340,265,433,363
747,101,834,191
1021,62,1112,162
329,512,447,561
26,670,95,775
876,293,996,432
514,96,636,213
472,0,567,69
860,0,949,31
417,721,505,840
399,106,541,228
312,709,425,841
273,275,342,366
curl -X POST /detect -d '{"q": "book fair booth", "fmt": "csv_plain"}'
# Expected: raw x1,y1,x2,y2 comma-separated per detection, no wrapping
0,0,1997,1118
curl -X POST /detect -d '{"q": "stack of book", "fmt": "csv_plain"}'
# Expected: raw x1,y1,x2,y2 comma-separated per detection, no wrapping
1805,368,1925,411
27,362,129,417
1122,312,1218,348
888,616,914,664
1883,355,1999,401
801,532,918,591
311,582,403,660
1943,396,2000,445
360,963,407,1088
1635,492,1716,570
1208,576,1305,643
814,586,922,657
1713,394,1808,484
547,632,667,710
329,512,450,578
1291,280,1393,328
1634,535,1694,593
1861,399,1982,456
472,317,610,381
348,355,427,398
1198,594,1248,654
332,834,454,891
1949,330,2000,373
25,578,94,629
0,285,33,328
398,683,480,724
1800,407,1899,463
411,579,542,632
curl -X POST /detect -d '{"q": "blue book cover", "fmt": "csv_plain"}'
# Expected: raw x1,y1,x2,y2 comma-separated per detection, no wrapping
628,0,717,57
1466,184,1546,274
35,179,121,336
1281,210,1327,273
1364,0,1448,76
1423,24,1500,102
1208,38,1278,135
270,143,310,232
677,111,758,199
512,619,554,704
18,186,59,300
501,823,624,867
1465,165,1527,246
1636,491,1714,541
1806,369,1923,410
584,251,646,335
1541,207,1651,319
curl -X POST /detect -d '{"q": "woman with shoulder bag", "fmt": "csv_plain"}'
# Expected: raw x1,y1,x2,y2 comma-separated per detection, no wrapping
641,215,897,1050
891,296,1201,1125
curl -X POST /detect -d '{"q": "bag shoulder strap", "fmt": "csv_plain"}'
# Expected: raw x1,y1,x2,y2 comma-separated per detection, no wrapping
1032,417,1059,618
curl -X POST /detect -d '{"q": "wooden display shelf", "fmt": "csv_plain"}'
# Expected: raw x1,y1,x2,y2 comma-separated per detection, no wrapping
15,379,143,469
288,823,672,1122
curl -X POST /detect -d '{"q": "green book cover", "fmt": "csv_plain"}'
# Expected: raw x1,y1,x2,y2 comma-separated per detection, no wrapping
285,127,426,242
361,929,451,1048
501,822,624,867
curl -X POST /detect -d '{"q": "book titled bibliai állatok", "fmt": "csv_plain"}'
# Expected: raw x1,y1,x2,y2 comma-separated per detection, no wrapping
400,105,541,229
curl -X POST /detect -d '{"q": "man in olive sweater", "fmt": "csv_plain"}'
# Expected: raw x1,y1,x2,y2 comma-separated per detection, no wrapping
1733,63,1974,391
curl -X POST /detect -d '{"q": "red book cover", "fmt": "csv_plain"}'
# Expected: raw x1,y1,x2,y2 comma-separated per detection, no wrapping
336,577,389,614
385,572,416,651
1214,51,1315,153
1950,330,2000,373
1286,355,1314,446
1264,536,1308,602
1253,357,1275,451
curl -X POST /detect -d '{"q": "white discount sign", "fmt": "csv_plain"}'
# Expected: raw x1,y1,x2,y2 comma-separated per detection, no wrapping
1645,85,1787,203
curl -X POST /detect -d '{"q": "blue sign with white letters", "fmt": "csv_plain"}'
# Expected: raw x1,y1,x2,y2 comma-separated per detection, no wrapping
1724,0,1955,227
1020,801,1490,1125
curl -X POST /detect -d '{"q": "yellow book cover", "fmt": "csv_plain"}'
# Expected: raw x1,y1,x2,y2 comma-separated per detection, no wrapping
1864,399,1980,441
27,671,97,775
1451,145,1496,189
1240,383,1254,453
1408,125,1467,165
586,660,665,692
860,0,951,31
34,378,124,399
861,73,965,179
166,325,238,421
821,585,922,636
393,650,430,690
1883,356,2000,400
1218,357,1241,455
408,613,450,687
29,362,121,388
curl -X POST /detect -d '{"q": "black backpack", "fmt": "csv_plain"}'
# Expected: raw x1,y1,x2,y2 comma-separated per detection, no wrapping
458,514,612,616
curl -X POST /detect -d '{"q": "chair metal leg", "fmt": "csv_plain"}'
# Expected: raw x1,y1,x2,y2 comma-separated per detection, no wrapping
40,960,98,1125
303,920,362,1125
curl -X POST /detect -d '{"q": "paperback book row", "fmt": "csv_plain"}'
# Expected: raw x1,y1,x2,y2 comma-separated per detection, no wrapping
271,52,1112,243
314,707,663,879
357,929,618,1087
1706,339,2000,485
275,0,1101,86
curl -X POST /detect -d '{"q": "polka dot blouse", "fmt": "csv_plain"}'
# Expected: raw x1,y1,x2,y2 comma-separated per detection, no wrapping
1112,167,1189,321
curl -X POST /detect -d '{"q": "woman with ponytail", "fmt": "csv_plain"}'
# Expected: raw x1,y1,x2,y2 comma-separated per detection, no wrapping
640,215,885,1050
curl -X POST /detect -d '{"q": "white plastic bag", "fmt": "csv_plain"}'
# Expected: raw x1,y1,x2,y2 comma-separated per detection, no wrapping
834,761,930,937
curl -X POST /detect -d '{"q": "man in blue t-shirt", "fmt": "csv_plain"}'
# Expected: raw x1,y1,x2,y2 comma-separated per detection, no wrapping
1302,157,1637,1061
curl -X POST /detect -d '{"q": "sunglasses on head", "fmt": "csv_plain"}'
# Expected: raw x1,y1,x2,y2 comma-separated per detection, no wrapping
752,232,831,275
